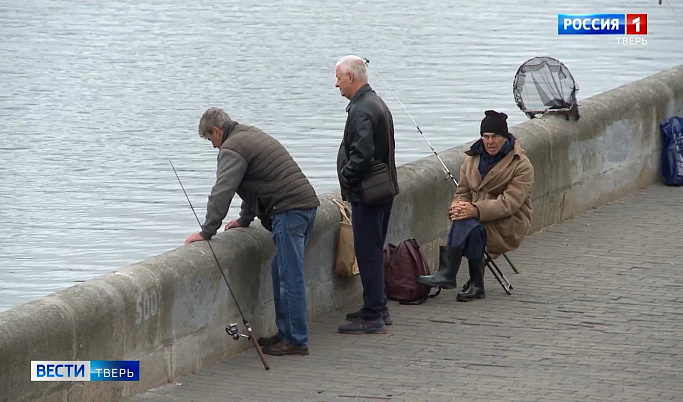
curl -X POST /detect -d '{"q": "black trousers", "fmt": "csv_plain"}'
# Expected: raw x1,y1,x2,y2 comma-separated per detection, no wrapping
351,198,394,321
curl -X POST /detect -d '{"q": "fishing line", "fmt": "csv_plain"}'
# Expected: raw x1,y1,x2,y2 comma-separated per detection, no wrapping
662,0,683,28
362,58,460,189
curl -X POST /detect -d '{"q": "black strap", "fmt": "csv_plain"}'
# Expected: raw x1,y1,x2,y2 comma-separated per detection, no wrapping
398,287,442,305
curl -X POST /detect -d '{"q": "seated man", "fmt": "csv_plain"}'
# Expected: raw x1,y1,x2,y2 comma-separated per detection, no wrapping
418,110,534,301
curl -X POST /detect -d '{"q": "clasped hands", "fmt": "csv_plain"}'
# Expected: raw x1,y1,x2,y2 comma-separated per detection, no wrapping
449,201,478,221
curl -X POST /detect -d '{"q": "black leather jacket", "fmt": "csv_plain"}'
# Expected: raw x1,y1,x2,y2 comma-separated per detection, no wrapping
336,84,399,202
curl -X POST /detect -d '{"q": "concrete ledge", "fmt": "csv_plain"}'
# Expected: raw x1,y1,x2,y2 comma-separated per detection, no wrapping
1,64,681,402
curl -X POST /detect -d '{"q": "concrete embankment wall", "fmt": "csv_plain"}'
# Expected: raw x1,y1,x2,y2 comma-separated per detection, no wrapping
1,65,682,402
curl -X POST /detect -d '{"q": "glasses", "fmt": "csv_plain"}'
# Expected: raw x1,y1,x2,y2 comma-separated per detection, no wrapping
481,133,504,141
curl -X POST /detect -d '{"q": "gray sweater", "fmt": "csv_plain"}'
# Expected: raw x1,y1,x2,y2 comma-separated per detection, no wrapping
200,122,319,238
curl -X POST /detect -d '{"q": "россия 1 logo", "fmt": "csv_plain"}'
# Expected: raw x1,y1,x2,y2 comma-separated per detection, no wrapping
558,13,647,45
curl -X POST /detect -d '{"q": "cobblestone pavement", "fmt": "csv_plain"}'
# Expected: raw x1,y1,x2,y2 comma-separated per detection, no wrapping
129,185,683,401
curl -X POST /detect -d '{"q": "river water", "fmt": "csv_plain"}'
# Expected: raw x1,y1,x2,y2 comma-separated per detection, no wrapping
1,0,682,312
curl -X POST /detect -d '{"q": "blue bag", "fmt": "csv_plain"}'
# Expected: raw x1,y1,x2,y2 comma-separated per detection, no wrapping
660,116,683,186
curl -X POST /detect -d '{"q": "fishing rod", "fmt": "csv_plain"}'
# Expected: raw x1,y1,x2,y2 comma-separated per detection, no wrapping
362,57,459,190
661,0,683,27
362,58,516,291
170,160,270,370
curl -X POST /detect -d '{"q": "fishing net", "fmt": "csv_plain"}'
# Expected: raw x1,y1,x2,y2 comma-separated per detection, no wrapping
513,56,579,120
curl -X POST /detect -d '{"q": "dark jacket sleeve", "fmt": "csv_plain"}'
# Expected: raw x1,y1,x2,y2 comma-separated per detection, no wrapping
340,111,375,185
200,149,248,239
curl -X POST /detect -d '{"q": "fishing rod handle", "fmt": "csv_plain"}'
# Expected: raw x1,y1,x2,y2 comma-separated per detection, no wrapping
246,323,270,370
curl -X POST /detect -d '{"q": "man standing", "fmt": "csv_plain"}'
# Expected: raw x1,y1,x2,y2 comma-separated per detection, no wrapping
184,107,320,356
334,55,399,334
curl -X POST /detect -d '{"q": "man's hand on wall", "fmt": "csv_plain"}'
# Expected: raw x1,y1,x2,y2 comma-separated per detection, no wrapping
224,220,245,230
184,232,205,245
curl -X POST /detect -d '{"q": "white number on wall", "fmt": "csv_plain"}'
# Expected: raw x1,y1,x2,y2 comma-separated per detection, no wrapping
135,289,158,325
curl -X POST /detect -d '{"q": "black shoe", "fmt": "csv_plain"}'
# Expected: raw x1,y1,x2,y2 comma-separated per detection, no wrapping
456,286,486,302
417,246,463,289
345,308,393,325
257,334,281,347
338,318,387,335
262,341,309,356
457,258,486,302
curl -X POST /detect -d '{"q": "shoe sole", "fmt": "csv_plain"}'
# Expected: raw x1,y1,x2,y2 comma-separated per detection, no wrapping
417,279,457,289
261,342,309,356
338,329,388,335
456,294,486,302
262,350,309,356
346,311,393,325
346,317,393,326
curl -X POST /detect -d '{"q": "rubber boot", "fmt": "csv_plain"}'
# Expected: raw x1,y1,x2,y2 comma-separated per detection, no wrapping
417,246,462,289
456,258,486,301
460,265,485,293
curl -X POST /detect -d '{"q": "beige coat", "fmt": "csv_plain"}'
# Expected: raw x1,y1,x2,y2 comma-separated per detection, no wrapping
452,139,534,257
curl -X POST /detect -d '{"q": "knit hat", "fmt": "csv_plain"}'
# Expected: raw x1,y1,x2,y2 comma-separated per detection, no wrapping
480,110,509,137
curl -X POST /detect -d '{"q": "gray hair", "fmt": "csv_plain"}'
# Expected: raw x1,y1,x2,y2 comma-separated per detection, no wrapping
198,107,231,138
336,55,368,82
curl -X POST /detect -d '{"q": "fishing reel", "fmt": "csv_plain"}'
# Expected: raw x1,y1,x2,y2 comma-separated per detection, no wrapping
226,323,251,341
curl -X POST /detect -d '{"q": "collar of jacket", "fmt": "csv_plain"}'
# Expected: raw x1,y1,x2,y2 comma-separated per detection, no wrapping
220,120,239,144
345,84,373,113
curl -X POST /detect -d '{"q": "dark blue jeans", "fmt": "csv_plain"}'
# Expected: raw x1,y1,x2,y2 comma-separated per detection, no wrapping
270,208,317,347
351,198,394,321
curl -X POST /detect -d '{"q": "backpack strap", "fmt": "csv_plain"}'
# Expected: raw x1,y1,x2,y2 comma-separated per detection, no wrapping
406,239,430,273
398,287,442,305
